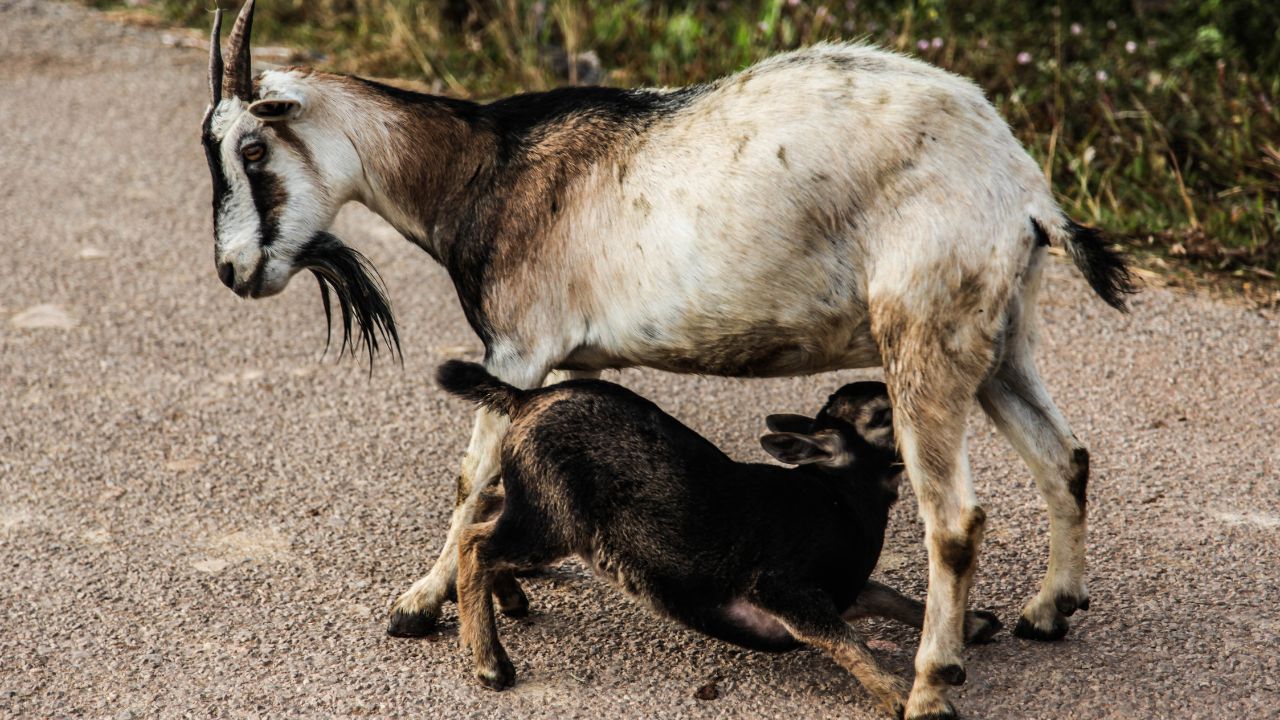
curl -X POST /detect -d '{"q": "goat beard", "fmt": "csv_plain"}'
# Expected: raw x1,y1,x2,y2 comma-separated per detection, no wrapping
295,232,401,368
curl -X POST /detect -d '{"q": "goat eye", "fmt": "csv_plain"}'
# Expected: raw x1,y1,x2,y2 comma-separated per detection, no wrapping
241,143,266,163
868,407,892,428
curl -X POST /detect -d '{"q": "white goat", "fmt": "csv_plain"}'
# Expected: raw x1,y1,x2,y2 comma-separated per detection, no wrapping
201,3,1131,717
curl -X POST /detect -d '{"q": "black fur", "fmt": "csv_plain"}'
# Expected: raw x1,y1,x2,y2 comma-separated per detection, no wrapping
479,85,704,162
200,121,229,234
243,140,283,248
1068,447,1090,509
1036,218,1137,312
442,362,905,654
436,360,521,416
932,664,966,687
295,232,401,369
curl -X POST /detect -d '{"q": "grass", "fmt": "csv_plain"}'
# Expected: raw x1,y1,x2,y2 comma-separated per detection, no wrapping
92,0,1280,292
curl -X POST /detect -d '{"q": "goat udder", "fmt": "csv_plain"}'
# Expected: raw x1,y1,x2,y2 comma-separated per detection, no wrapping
722,598,794,645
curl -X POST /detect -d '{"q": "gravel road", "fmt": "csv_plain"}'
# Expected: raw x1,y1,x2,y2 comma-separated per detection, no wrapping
2,2,1277,718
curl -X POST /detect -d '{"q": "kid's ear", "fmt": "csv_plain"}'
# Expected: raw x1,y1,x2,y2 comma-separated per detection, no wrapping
760,430,850,468
248,96,302,122
765,413,814,434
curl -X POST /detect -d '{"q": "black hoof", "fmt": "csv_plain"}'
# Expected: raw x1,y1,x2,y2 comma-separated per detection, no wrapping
1012,613,1069,641
1054,593,1090,617
494,583,530,618
498,598,529,618
965,610,1002,644
386,609,438,638
932,663,966,686
475,657,516,691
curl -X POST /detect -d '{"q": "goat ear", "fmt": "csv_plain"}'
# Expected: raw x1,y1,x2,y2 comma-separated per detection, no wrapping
765,413,814,434
760,430,848,468
248,97,302,122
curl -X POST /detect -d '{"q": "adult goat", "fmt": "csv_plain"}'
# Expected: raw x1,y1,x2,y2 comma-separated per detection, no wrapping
201,3,1132,716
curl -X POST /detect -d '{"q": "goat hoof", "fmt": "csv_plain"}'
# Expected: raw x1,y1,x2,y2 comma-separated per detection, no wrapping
964,610,1002,644
475,657,516,691
497,596,529,618
1054,593,1090,617
932,664,966,687
386,609,438,638
1012,613,1069,642
493,578,530,618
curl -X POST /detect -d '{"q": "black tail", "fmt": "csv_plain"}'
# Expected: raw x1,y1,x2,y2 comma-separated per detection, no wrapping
1034,218,1137,312
436,360,523,416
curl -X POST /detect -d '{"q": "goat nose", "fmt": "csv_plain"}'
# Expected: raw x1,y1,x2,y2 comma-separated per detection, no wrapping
217,260,236,289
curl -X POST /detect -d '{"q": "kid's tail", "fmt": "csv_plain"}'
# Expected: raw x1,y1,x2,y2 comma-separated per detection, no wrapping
436,360,524,416
1032,216,1137,312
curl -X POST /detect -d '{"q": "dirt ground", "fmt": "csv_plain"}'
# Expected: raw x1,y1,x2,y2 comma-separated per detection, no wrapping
1,2,1277,718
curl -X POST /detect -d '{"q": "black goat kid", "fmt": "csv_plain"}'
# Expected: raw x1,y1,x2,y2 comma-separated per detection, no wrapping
437,361,1000,717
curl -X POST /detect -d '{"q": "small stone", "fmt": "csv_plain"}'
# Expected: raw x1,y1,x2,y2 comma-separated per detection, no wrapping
79,246,107,259
192,558,229,573
11,304,76,329
165,458,201,472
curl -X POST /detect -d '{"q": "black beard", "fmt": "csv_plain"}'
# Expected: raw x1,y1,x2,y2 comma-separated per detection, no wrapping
295,232,401,368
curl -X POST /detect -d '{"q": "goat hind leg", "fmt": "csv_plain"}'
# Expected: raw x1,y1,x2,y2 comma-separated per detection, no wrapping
843,580,1002,645
754,580,909,718
474,484,530,617
978,350,1089,641
457,520,515,689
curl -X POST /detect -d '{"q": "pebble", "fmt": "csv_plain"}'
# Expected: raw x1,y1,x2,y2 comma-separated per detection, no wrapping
11,304,76,329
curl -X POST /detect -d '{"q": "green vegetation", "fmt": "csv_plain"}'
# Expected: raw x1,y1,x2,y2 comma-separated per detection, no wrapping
94,1,1280,285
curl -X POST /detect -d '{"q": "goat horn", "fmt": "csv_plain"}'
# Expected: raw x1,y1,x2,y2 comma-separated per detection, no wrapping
223,0,256,101
208,8,224,105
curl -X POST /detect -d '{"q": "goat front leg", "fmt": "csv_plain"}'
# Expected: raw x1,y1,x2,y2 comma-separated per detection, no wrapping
872,295,995,719
843,580,1001,645
387,361,546,637
387,408,510,636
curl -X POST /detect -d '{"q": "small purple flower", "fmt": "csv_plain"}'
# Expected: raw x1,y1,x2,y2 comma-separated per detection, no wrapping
1125,40,1137,54
1095,69,1109,82
918,39,930,51
1017,51,1032,65
931,37,944,49
977,38,989,49
787,0,801,7
1070,22,1083,35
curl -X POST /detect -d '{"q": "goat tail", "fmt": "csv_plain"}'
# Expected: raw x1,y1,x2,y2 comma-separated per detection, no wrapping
1032,214,1137,312
436,360,524,417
